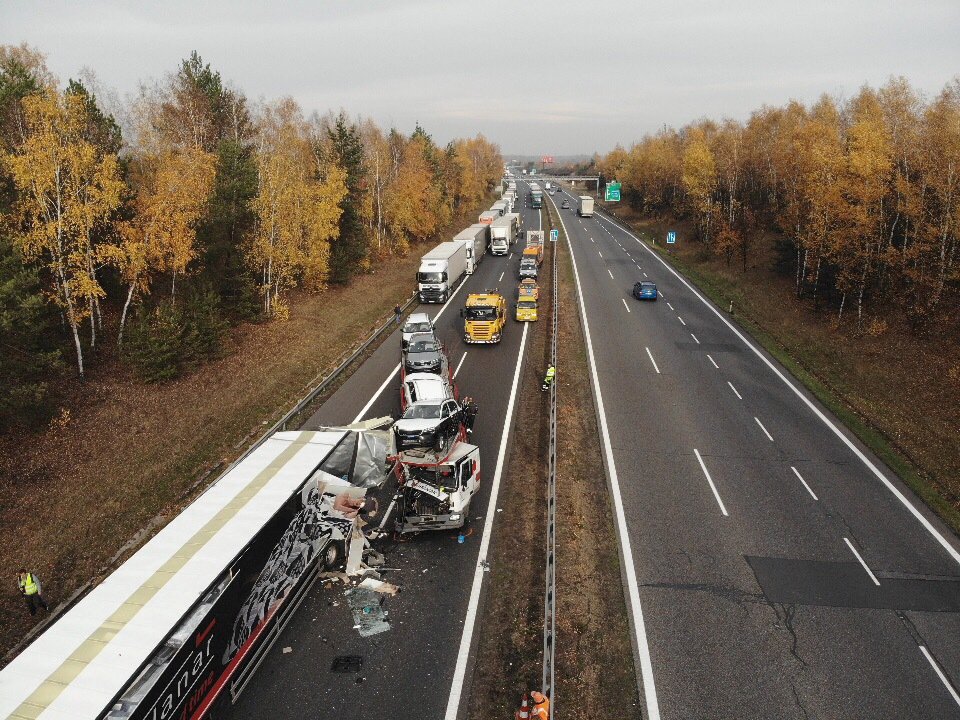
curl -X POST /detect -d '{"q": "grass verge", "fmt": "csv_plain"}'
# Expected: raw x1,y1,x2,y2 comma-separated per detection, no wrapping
595,200,960,535
468,209,550,719
0,203,490,658
547,199,643,718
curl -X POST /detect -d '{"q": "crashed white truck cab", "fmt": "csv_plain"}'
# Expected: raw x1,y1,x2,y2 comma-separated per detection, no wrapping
393,442,480,534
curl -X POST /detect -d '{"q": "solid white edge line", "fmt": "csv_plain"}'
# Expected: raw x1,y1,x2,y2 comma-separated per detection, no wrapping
597,208,960,567
622,298,631,313
707,354,719,369
727,381,742,400
453,351,468,379
694,448,730,517
354,268,470,422
645,347,660,374
444,322,530,720
844,537,881,586
754,416,774,442
791,466,819,501
919,645,960,708
553,196,662,719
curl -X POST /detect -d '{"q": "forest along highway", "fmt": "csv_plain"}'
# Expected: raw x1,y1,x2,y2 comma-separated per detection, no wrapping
228,198,540,720
549,184,960,720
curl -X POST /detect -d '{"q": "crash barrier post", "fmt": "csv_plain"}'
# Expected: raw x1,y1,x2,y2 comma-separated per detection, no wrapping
542,202,559,718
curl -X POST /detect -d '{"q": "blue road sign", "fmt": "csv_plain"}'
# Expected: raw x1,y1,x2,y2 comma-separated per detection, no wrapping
550,229,559,242
667,231,676,244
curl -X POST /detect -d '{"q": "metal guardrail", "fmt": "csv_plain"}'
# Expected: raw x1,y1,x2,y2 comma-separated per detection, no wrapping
542,202,559,716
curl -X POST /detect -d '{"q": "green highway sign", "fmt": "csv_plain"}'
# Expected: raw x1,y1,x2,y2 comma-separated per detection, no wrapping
604,181,622,202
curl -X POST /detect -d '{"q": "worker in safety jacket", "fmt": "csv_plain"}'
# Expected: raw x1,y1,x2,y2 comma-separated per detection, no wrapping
530,691,550,719
17,569,49,616
541,365,556,391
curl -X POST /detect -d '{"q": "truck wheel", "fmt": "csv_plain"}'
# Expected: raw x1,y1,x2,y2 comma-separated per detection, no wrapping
323,539,345,569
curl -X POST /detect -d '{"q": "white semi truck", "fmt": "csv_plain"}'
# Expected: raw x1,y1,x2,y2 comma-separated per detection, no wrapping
490,213,519,255
452,224,490,274
418,241,468,303
578,195,595,217
393,442,481,534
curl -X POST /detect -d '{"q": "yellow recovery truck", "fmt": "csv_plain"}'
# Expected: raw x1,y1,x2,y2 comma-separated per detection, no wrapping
515,279,539,321
461,291,506,343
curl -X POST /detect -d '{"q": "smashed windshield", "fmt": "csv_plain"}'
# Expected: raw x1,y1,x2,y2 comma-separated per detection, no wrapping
402,403,442,420
465,307,497,321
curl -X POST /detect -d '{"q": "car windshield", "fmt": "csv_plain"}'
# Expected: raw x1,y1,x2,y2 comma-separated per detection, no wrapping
404,321,432,334
518,301,536,309
642,283,656,290
418,272,445,283
466,306,497,321
402,403,443,420
408,339,438,353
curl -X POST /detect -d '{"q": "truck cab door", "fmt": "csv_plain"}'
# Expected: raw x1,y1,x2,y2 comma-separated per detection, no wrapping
457,448,480,496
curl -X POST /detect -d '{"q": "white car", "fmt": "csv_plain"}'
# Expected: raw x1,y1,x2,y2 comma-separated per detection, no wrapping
402,312,435,349
401,372,454,411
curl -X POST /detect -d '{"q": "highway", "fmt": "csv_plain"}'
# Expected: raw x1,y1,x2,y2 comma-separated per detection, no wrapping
549,184,960,719
228,200,542,719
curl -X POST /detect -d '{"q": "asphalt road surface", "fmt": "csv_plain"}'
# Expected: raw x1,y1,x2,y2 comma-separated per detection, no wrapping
228,199,542,720
549,184,960,720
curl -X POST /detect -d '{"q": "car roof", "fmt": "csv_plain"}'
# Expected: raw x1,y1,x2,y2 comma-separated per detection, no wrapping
406,312,431,325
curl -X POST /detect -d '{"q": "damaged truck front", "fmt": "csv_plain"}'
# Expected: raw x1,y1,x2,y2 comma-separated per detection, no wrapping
393,442,480,534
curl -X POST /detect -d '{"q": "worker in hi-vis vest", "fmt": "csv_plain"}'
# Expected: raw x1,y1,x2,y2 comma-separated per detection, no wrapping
541,365,556,391
530,691,550,719
18,568,49,616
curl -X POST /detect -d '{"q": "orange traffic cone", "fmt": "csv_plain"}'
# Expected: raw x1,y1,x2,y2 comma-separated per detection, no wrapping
516,693,530,720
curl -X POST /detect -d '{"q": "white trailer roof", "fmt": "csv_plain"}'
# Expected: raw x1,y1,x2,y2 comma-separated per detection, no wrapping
0,431,345,720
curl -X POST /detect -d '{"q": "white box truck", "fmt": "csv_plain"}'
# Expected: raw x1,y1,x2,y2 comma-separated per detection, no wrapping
490,213,519,255
578,195,595,217
418,242,468,303
492,200,507,216
452,224,489,274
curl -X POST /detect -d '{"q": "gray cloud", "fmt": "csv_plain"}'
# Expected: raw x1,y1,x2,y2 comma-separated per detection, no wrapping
3,0,958,154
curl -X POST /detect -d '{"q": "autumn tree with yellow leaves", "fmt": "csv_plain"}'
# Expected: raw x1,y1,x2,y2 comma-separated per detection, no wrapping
3,87,123,377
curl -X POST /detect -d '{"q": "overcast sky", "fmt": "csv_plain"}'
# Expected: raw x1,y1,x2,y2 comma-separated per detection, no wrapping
3,0,959,155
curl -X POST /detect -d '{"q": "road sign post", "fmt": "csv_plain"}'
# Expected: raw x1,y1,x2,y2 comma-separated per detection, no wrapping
604,181,622,202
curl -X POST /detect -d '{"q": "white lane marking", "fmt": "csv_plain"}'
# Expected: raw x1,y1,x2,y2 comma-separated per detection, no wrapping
919,645,960,708
707,354,719,369
646,347,660,374
677,316,686,326
509,252,513,259
608,269,615,280
643,272,648,278
353,363,402,423
453,351,468,379
844,537,881,586
355,274,470,422
555,196,661,719
667,302,674,311
791,466,819,500
597,209,960,567
498,271,504,282
727,381,742,399
598,250,603,258
694,449,729,517
658,291,664,298
754,416,774,442
445,323,530,719
690,333,700,344
622,298,631,313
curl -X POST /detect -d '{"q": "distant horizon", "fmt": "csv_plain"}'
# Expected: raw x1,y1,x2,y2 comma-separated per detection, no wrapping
3,1,958,155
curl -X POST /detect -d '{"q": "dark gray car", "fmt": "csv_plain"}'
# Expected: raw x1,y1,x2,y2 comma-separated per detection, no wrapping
404,333,444,375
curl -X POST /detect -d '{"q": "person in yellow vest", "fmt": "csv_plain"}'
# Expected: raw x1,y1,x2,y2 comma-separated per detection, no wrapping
541,365,556,392
17,568,49,616
530,690,550,719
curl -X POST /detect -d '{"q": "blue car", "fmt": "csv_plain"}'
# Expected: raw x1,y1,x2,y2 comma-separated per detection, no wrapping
633,281,658,301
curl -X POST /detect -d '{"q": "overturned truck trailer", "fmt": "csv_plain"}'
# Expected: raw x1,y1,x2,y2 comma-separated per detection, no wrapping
393,441,480,533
